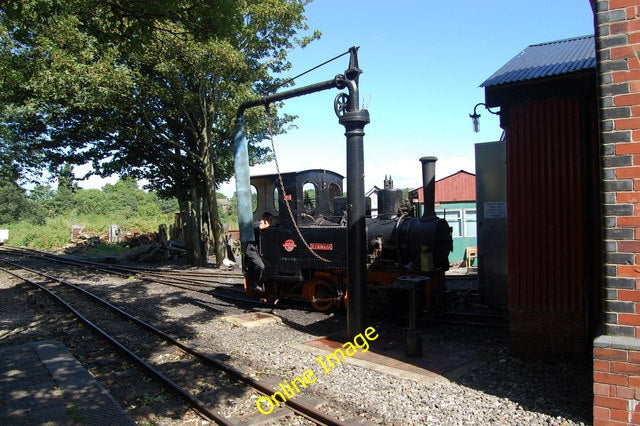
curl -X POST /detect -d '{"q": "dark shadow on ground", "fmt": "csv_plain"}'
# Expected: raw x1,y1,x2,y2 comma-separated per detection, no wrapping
304,312,592,425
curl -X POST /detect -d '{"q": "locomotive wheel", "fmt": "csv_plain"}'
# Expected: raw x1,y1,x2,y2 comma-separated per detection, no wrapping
307,279,339,312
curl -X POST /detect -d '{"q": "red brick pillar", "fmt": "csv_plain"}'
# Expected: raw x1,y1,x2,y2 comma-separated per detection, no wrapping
594,1,640,424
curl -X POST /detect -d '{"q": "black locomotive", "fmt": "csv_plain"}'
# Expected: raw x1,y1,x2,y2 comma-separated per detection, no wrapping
243,156,453,311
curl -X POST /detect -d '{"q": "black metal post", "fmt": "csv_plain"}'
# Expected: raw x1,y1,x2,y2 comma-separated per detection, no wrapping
342,110,369,338
394,276,425,357
336,47,370,339
405,279,422,357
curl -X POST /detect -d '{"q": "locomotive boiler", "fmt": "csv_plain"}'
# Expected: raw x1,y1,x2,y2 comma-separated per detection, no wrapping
243,156,453,312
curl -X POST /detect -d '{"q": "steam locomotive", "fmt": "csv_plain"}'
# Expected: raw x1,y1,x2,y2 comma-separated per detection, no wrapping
243,157,453,312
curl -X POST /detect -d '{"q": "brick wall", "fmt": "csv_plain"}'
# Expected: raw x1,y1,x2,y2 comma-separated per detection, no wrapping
593,337,640,424
594,0,640,424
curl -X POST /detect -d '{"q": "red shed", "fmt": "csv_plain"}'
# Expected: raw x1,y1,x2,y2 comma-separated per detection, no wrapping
412,170,476,203
481,35,601,358
435,170,476,203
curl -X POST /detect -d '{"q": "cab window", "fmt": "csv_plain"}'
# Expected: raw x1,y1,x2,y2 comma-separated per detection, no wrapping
302,182,317,212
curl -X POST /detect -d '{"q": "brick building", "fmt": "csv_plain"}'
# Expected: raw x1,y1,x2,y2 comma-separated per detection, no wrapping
593,0,640,424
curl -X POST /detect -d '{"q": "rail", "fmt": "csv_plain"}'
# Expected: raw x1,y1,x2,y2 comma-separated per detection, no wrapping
0,252,346,425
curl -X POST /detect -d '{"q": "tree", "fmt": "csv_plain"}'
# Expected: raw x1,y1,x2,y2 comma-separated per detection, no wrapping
50,163,79,215
0,0,318,265
0,182,26,224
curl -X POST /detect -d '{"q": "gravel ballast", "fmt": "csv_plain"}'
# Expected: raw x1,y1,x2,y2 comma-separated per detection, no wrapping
0,261,592,425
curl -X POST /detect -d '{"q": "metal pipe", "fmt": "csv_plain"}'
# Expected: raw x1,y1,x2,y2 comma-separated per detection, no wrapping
237,78,339,118
233,46,370,339
330,46,370,339
341,109,370,339
233,116,254,243
420,156,438,221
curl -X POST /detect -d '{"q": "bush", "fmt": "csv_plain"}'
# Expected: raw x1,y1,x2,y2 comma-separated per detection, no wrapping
5,178,178,251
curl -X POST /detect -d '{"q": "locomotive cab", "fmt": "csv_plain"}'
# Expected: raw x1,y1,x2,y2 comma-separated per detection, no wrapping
250,169,345,225
249,170,348,284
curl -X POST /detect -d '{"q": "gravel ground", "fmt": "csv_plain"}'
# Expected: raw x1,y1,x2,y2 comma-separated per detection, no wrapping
0,259,592,425
200,315,592,425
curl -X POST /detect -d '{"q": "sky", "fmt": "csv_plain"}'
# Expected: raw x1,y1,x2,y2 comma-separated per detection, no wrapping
78,1,596,196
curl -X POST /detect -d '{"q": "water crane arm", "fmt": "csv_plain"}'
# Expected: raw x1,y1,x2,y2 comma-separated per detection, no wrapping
233,46,361,244
236,78,339,119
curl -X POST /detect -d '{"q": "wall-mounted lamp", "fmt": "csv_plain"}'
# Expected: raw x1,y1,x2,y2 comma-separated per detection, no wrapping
469,102,499,133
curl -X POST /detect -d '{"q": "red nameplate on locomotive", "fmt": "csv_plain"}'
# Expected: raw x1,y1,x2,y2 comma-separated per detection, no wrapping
309,243,333,251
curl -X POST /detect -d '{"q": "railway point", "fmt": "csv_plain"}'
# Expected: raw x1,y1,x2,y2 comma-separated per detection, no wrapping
0,340,135,425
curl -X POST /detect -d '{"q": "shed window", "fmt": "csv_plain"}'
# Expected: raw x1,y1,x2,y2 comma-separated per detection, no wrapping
464,209,477,237
437,208,462,237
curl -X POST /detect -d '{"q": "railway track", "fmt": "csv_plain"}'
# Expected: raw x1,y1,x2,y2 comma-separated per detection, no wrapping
2,246,244,286
1,246,322,312
2,247,506,321
1,247,503,322
0,251,346,425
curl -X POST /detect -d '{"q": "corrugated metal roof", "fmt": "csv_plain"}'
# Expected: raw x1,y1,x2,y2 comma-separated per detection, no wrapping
481,35,595,88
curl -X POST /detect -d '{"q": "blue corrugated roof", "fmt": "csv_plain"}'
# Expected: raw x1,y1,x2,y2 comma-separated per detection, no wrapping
481,35,595,87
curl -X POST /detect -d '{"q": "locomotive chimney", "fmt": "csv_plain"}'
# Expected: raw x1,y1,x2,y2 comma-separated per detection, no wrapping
420,156,437,221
